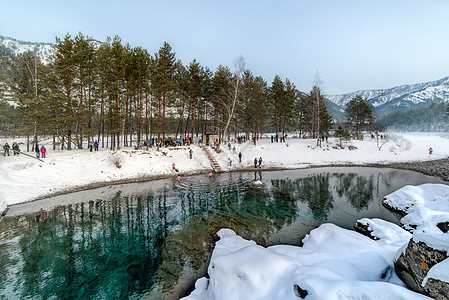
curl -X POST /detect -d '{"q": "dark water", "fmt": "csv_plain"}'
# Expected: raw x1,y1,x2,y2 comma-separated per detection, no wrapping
0,168,444,299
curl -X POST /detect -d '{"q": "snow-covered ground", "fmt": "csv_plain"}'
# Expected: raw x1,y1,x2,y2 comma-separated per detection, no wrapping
1,132,448,215
183,183,449,300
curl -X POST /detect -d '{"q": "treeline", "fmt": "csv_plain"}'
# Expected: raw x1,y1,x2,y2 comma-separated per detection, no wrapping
1,32,334,150
376,103,449,132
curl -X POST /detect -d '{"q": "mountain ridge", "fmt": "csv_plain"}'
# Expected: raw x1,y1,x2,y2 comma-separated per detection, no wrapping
325,76,449,117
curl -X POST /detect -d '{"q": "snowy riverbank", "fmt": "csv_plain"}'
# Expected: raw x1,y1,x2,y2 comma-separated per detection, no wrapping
1,132,449,215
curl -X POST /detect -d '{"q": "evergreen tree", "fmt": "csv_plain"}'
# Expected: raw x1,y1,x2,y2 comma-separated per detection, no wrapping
296,94,308,137
211,65,232,138
270,75,284,137
198,67,214,139
153,42,177,140
344,95,374,139
335,125,351,147
243,73,268,139
378,102,448,132
186,59,204,139
109,36,126,150
279,78,298,136
1,31,326,150
73,32,96,148
53,34,76,150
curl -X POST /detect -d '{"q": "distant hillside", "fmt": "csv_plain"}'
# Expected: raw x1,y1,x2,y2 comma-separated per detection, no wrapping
325,77,449,118
377,102,449,132
0,35,55,65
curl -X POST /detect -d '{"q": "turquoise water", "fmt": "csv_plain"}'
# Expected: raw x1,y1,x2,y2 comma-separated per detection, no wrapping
0,168,444,299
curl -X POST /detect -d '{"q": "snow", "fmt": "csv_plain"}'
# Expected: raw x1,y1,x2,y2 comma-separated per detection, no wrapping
0,191,6,214
383,183,449,234
183,225,430,300
412,233,449,253
0,35,55,64
325,76,449,108
357,218,411,243
422,259,449,287
382,183,449,288
1,132,449,298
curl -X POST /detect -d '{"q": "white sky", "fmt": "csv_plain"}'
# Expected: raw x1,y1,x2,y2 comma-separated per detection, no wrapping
2,0,449,94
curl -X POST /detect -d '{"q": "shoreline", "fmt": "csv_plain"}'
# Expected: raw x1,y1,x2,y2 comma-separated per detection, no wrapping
3,157,448,218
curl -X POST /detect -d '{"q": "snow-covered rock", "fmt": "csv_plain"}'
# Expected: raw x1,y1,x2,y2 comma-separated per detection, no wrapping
423,259,449,299
183,224,426,300
383,183,449,233
0,191,6,216
383,184,449,299
395,238,447,296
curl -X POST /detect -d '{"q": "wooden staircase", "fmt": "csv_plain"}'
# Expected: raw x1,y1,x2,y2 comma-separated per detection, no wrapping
201,146,223,173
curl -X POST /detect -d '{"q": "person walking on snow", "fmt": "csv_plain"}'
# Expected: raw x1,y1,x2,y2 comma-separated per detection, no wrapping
35,144,40,158
12,143,19,156
3,143,10,156
40,145,47,158
429,147,433,155
258,157,262,168
238,152,242,163
189,148,193,159
254,158,258,168
94,140,99,151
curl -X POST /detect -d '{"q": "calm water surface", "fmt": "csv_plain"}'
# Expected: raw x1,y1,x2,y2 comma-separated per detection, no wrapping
0,167,444,299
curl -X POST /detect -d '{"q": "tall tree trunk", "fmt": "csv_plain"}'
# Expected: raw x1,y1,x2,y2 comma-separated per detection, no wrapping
98,95,104,147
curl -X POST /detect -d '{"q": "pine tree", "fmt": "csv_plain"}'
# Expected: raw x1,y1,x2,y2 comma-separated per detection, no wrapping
186,59,204,139
270,75,284,137
279,78,298,136
73,32,96,149
243,72,268,139
211,65,233,138
109,36,126,150
53,34,76,150
153,42,177,140
345,95,374,139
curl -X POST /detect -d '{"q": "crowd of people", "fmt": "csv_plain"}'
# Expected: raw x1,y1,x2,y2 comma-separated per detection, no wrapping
2,142,47,159
270,134,287,143
134,137,195,150
3,142,21,157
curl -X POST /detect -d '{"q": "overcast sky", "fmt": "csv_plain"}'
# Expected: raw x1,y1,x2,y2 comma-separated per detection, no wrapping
2,0,449,94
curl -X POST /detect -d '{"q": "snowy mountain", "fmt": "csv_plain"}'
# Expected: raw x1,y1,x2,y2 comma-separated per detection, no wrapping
0,35,55,64
0,34,102,66
325,77,449,117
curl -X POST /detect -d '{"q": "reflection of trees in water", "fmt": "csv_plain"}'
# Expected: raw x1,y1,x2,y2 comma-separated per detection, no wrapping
1,191,175,299
0,170,388,299
271,174,334,221
334,173,375,211
150,176,301,298
298,174,334,221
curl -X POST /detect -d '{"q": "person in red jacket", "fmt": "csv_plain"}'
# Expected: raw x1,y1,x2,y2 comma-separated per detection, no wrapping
41,145,47,158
